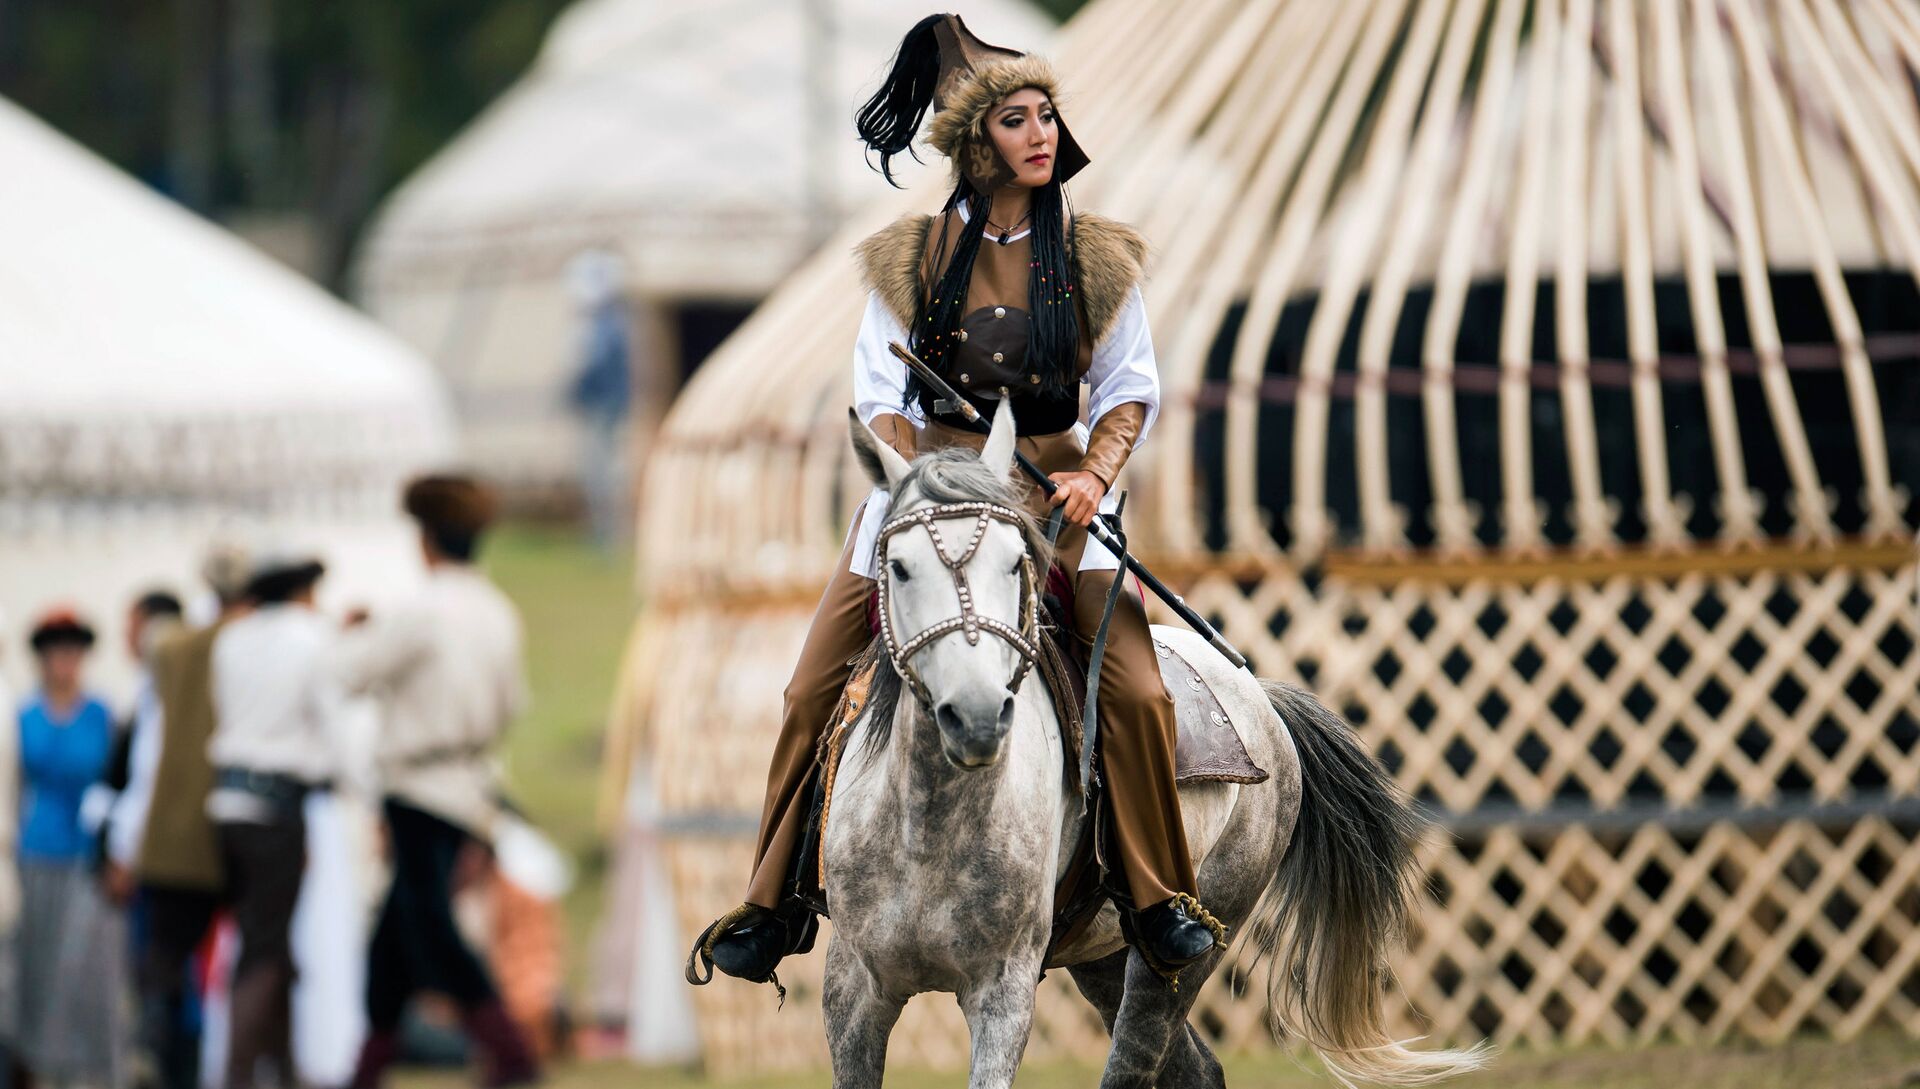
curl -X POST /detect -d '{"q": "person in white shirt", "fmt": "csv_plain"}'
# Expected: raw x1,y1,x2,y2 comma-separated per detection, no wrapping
206,553,340,1089
340,475,538,1089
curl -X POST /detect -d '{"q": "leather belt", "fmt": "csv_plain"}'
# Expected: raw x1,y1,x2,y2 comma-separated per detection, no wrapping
214,766,322,804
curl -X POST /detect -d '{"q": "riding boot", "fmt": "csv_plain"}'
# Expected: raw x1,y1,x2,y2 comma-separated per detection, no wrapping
1132,897,1220,968
707,903,819,983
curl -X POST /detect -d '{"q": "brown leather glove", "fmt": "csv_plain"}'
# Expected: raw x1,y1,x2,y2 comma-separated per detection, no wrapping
1079,402,1147,489
869,413,919,461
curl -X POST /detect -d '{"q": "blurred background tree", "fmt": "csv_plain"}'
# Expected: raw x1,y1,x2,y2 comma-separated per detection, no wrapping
0,0,571,286
0,0,1087,291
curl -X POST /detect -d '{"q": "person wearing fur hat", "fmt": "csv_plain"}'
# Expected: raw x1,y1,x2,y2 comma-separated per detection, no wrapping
706,13,1217,984
338,474,539,1088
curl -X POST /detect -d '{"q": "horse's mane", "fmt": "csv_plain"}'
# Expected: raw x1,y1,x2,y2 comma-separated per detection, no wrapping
856,446,1055,760
888,447,1056,565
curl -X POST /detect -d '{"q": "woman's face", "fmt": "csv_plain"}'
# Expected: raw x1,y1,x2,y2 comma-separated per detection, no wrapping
987,87,1057,189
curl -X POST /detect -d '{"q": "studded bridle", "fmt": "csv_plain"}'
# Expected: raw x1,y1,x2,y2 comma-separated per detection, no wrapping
874,501,1042,706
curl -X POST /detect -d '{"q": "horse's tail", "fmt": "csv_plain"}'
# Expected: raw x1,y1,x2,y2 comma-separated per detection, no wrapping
1248,680,1488,1087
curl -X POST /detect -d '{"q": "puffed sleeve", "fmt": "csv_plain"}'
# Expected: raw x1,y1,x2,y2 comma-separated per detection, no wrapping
852,292,923,459
1079,285,1160,487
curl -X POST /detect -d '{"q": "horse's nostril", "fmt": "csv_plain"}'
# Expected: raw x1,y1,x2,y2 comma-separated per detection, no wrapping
997,694,1015,726
935,702,965,738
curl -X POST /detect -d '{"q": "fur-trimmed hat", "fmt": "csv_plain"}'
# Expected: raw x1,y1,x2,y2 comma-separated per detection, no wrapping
403,474,498,538
856,14,1089,191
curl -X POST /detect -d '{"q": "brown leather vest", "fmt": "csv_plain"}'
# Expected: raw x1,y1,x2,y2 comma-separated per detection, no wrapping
918,210,1095,435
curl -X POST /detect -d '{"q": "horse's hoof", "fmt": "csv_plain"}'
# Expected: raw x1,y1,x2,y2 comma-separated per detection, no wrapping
1137,898,1217,967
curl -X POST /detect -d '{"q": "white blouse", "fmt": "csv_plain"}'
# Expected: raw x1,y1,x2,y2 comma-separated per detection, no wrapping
848,282,1162,578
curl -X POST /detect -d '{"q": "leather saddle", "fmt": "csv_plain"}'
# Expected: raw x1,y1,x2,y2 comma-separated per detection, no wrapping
786,570,1266,919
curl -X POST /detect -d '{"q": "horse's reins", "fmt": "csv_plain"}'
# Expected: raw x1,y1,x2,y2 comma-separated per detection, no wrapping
875,500,1043,706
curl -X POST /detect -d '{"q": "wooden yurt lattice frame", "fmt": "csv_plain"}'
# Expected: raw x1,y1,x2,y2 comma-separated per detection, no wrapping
611,0,1920,1075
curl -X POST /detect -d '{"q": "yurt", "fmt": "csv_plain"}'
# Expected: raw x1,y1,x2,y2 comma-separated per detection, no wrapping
0,97,454,699
606,0,1920,1074
353,0,1055,501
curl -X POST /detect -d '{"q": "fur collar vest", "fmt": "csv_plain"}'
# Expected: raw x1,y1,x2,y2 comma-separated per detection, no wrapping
854,210,1148,349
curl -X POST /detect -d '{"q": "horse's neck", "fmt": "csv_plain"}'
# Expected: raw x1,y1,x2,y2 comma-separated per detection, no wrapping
878,690,1071,865
884,700,998,848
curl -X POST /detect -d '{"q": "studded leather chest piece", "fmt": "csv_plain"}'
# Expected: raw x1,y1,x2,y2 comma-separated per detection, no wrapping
951,305,1031,392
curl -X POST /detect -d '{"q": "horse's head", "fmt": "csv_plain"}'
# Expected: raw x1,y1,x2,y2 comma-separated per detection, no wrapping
850,402,1049,769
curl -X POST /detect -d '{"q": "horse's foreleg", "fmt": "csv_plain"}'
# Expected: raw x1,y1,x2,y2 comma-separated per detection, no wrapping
1160,1022,1228,1089
824,940,903,1089
1096,949,1225,1089
1073,949,1226,1089
958,960,1044,1089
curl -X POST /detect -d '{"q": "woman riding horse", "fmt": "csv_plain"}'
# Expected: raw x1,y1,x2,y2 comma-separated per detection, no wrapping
704,12,1220,982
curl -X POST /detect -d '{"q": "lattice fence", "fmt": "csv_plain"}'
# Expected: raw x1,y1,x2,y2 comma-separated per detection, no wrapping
648,549,1920,1075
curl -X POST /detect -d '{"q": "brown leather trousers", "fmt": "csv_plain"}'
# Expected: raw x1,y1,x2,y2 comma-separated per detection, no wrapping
745,422,1197,912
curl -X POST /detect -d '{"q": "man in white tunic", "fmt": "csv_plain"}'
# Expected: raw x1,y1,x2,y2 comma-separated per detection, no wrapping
339,475,538,1089
205,553,341,1089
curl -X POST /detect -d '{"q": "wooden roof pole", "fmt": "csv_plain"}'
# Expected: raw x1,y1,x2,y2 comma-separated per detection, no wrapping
1728,0,1895,537
1689,0,1830,542
1606,0,1684,549
1218,0,1384,557
1291,0,1455,553
1421,0,1529,556
1259,0,1412,558
1650,0,1758,543
1151,0,1336,555
1497,0,1561,555
1552,0,1614,553
1354,0,1498,555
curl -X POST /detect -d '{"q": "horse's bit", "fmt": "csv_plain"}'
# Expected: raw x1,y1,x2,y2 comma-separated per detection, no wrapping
874,501,1042,706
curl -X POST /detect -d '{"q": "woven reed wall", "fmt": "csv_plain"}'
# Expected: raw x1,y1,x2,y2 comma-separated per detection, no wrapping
630,546,1920,1076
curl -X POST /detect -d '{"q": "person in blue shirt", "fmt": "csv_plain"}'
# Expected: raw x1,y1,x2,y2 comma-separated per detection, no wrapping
19,611,113,861
10,608,127,1086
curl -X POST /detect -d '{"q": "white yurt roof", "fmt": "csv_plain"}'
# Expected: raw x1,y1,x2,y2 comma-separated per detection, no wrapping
0,98,454,697
358,0,1057,301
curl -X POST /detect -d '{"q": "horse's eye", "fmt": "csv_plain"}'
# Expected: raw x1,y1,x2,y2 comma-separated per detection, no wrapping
1010,558,1023,575
889,558,910,582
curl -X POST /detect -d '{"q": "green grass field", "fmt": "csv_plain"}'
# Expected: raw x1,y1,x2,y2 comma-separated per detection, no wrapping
483,521,638,989
396,1031,1920,1089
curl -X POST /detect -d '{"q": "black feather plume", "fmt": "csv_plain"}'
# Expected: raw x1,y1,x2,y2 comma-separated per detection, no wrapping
854,14,946,188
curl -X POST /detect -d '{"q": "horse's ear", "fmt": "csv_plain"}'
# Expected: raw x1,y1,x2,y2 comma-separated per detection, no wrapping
981,397,1016,482
849,409,911,491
